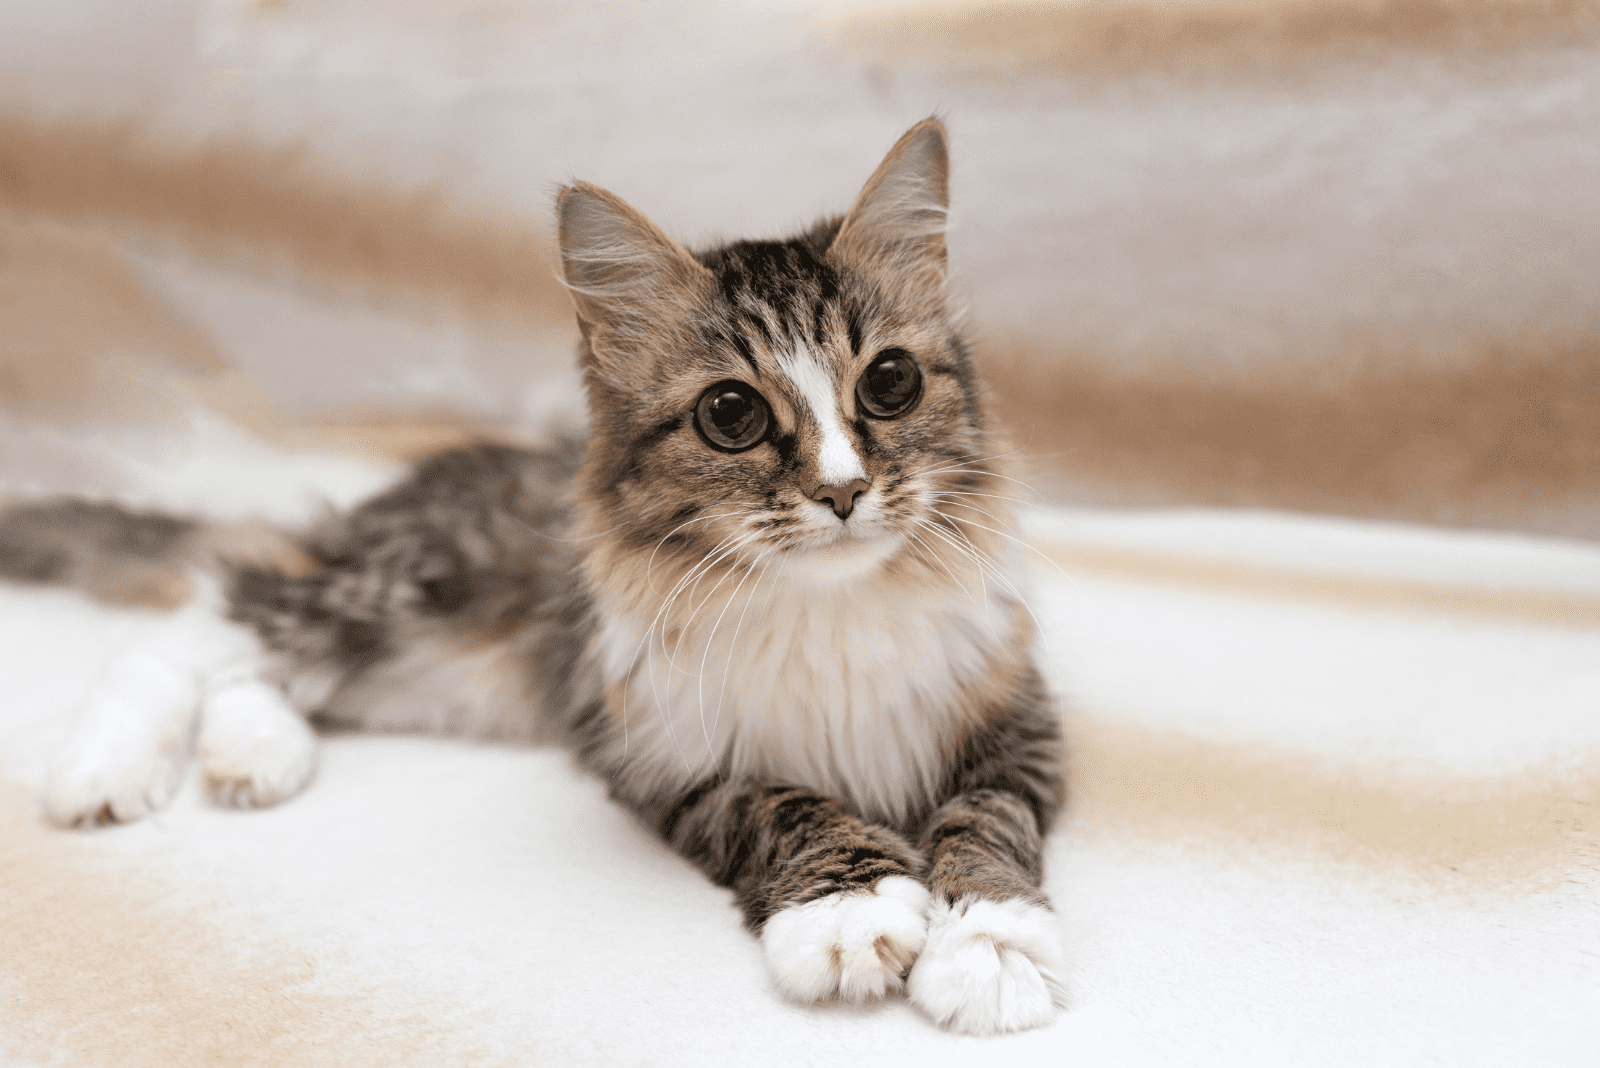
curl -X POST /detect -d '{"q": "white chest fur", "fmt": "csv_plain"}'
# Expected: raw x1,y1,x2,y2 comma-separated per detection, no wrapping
595,561,1017,823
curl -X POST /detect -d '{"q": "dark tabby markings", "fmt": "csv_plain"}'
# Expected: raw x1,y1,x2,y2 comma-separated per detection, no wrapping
336,618,388,661
230,440,581,681
661,782,926,930
414,541,474,613
633,415,684,454
941,669,1064,831
769,431,799,469
851,418,879,456
0,500,195,584
630,692,1063,929
725,327,760,375
739,309,776,351
919,788,1049,908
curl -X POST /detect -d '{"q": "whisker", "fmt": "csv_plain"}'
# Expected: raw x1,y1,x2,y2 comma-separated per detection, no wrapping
660,531,759,672
714,549,779,743
917,514,1043,631
698,544,775,757
904,527,984,612
915,517,993,622
927,493,1013,529
915,449,1020,475
925,488,1031,509
646,508,759,584
516,514,630,544
648,536,756,769
917,452,1045,497
682,535,768,685
921,513,1048,637
633,527,756,772
929,501,1075,583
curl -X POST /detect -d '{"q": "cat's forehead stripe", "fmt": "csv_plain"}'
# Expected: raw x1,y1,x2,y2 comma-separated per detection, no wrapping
775,343,867,486
706,234,850,358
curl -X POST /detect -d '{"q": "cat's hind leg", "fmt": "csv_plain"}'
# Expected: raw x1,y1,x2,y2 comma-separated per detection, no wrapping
42,576,319,825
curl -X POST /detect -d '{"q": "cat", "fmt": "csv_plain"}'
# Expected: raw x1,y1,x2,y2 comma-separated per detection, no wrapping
6,119,1067,1035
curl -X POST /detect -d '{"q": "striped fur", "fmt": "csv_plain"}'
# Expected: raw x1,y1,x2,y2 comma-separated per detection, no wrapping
15,119,1067,1034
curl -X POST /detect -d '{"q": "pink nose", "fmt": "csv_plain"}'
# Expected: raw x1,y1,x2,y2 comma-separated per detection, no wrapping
810,479,869,521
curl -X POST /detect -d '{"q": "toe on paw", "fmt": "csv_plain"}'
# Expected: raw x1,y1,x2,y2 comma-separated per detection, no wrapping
42,755,184,829
204,773,257,809
202,754,315,810
200,708,317,811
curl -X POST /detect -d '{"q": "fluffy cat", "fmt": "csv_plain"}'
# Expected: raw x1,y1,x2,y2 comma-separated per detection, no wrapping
6,119,1067,1035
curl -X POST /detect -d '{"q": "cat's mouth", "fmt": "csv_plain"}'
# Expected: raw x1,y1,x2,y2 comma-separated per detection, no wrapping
789,536,903,582
776,516,907,581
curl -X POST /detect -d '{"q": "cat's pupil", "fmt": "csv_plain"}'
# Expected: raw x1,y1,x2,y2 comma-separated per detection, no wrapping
710,391,753,432
868,360,910,401
857,349,922,418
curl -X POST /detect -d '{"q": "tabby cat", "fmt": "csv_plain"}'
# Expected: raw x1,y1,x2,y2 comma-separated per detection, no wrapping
11,119,1067,1035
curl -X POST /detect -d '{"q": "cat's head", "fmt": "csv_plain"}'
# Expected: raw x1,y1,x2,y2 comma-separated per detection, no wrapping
559,119,1007,590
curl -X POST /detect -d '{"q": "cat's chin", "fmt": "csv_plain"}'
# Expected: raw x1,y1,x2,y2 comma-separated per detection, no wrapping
782,530,904,585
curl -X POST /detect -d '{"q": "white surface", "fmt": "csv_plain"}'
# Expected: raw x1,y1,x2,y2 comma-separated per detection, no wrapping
1038,573,1600,771
1028,506,1600,595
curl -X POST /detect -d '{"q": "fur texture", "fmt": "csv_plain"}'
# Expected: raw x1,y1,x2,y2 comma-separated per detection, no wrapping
15,119,1068,1035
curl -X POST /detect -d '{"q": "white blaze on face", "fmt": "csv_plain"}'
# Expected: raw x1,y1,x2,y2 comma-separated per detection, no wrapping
777,344,866,486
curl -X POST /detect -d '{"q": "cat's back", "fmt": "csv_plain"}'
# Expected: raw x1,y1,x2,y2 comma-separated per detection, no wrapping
319,439,581,562
230,436,588,741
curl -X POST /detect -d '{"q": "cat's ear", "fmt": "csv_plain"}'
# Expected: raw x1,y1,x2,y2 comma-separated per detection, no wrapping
830,118,950,284
556,182,712,348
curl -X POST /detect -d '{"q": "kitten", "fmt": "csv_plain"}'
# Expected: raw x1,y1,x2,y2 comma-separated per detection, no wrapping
10,119,1067,1035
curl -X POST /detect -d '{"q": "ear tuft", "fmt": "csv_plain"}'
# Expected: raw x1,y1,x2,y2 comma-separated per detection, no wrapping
556,182,709,332
831,118,950,279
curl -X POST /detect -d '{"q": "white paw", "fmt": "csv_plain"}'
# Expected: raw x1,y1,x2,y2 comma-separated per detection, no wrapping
200,678,317,809
761,875,931,1003
908,895,1068,1035
42,654,201,827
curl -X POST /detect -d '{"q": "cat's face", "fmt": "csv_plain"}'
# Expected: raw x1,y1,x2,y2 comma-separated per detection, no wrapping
562,120,1002,587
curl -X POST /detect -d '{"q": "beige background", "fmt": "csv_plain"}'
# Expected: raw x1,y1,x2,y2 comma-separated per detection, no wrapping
2,0,1597,536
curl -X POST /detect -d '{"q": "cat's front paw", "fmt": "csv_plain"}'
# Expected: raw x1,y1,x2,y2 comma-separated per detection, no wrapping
761,875,930,1003
200,679,318,809
42,655,201,827
908,895,1067,1035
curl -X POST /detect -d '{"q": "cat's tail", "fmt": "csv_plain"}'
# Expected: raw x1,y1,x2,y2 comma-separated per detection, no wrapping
0,498,309,610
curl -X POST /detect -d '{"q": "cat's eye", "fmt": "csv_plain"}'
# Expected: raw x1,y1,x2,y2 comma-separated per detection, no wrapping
855,349,923,419
694,380,771,452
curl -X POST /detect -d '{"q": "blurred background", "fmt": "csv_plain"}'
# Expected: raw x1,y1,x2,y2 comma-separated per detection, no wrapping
2,0,1597,539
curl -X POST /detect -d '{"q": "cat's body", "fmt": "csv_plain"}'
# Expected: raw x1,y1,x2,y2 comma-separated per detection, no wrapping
11,120,1067,1034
